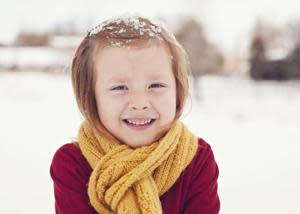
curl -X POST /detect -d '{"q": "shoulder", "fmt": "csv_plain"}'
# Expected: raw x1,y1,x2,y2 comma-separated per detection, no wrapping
191,138,219,183
50,143,98,213
51,142,87,172
51,142,81,161
174,138,219,192
190,138,218,172
50,142,92,192
182,138,220,212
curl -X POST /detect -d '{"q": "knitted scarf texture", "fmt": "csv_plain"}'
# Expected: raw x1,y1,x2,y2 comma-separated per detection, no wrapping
78,120,199,214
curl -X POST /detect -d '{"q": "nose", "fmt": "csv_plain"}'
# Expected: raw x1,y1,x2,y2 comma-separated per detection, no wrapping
128,91,150,110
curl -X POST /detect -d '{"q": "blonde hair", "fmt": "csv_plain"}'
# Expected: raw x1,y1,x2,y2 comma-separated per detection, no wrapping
71,16,190,136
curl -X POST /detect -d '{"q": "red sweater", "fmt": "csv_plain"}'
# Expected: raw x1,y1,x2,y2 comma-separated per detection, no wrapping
50,138,220,213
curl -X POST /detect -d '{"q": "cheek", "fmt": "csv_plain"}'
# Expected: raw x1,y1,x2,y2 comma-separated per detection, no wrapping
154,90,177,117
96,94,124,119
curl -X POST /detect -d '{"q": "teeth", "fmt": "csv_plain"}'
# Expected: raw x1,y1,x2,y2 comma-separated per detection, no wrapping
126,119,152,125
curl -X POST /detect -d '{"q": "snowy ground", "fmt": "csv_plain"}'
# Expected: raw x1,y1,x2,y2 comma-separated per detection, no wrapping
0,71,299,214
0,47,74,71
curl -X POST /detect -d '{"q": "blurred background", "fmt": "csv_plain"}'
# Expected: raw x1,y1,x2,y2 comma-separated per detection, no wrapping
0,0,299,213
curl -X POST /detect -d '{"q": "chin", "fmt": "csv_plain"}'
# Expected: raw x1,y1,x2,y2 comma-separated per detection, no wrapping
128,140,153,148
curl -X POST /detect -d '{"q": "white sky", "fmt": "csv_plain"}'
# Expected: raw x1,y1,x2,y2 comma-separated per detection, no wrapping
1,0,300,52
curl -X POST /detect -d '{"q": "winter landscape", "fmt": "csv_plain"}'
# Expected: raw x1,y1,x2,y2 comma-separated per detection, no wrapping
1,0,300,213
0,71,299,213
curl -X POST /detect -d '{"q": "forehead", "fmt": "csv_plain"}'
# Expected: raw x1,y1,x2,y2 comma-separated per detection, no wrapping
93,43,173,79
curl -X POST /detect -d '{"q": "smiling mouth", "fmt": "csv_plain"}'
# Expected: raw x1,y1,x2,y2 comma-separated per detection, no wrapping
122,119,156,127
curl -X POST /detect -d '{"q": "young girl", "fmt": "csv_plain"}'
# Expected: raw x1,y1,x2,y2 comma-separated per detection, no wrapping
50,15,220,214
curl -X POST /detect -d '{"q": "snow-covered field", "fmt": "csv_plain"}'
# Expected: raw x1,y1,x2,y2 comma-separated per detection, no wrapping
0,71,299,214
0,47,74,71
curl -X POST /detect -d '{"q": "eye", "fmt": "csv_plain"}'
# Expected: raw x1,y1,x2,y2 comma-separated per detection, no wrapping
111,85,128,91
149,83,165,89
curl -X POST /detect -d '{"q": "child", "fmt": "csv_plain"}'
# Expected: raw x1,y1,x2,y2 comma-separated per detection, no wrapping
50,15,220,214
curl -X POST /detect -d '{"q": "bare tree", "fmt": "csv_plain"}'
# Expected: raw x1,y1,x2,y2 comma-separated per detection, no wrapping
176,18,223,100
14,32,50,47
249,19,300,80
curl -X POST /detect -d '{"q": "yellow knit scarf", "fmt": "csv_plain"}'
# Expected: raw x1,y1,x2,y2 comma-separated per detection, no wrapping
78,120,199,214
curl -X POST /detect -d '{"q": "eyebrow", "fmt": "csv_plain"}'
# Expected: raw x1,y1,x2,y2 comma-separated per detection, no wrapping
107,77,127,83
107,72,167,83
148,73,168,81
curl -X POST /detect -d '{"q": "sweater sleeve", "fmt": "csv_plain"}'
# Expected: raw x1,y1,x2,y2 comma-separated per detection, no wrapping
183,139,220,214
50,143,97,214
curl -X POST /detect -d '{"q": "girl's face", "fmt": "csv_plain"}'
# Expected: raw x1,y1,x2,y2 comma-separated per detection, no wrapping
94,43,177,148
